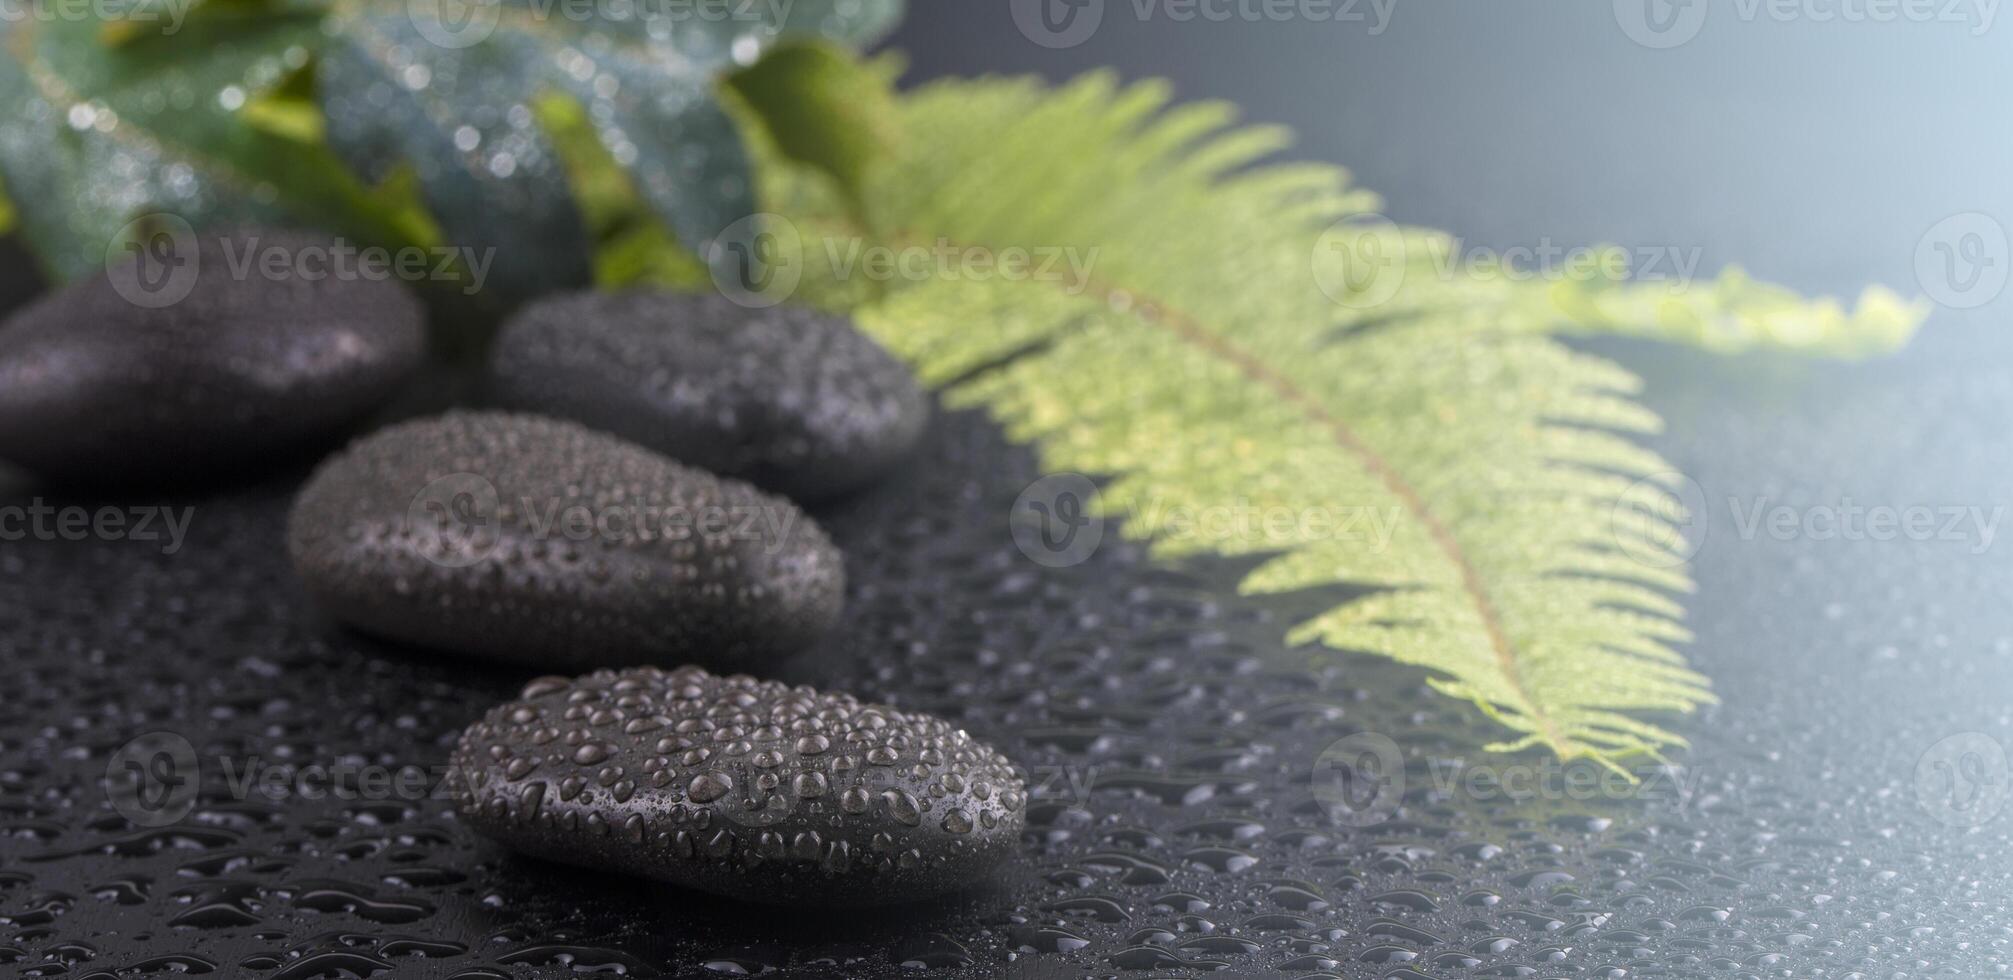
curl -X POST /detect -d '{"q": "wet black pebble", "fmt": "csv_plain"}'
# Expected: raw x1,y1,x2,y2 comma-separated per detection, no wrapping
287,412,844,670
488,290,927,501
452,666,1025,906
0,226,424,481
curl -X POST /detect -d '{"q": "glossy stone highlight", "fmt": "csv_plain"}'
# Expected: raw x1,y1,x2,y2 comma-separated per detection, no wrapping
288,412,843,670
452,666,1025,906
0,226,424,482
488,290,927,501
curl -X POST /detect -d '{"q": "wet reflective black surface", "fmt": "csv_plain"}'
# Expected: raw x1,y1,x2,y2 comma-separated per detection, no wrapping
4,316,2011,976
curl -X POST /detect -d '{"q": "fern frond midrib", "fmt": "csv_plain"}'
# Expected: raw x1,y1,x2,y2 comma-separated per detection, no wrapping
862,223,1569,760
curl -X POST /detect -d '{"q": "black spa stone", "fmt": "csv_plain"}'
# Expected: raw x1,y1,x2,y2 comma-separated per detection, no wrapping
452,666,1026,906
488,290,928,501
287,412,844,670
0,226,424,482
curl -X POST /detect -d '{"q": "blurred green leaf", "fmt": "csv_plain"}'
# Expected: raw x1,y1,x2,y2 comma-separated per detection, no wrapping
1546,263,1929,358
726,41,901,217
0,0,904,303
314,0,901,306
0,8,435,281
534,90,705,291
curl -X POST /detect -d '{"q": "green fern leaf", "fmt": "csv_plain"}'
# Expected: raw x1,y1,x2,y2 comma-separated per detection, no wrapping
721,72,1930,771
1545,263,1928,357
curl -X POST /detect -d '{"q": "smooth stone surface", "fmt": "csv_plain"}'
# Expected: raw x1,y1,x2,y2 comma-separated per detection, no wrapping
488,290,928,501
0,226,424,482
452,666,1026,906
288,412,844,670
